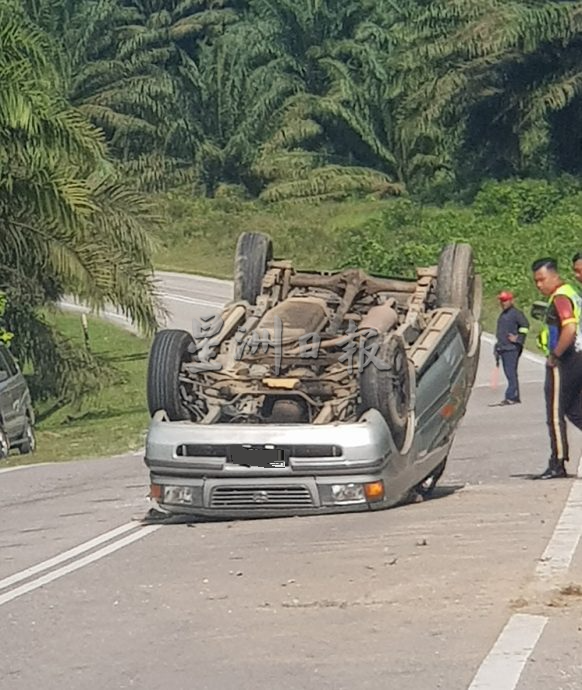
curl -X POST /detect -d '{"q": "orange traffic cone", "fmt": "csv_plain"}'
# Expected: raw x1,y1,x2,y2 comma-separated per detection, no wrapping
490,365,500,389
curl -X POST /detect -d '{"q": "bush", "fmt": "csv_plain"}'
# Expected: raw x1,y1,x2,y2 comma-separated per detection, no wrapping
472,178,574,224
337,177,582,306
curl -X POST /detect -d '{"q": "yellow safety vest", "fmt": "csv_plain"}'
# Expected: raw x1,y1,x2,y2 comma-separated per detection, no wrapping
537,283,582,356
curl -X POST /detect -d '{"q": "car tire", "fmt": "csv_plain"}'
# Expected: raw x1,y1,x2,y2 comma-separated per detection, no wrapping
360,332,411,451
0,426,9,461
436,243,475,312
437,243,479,348
18,417,36,454
415,459,447,498
471,273,483,323
464,318,481,392
233,232,273,305
147,329,195,420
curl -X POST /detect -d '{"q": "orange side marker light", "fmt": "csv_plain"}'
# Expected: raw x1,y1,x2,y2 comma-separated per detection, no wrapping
364,481,385,502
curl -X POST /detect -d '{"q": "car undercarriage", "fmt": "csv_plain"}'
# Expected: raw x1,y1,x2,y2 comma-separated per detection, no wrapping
143,232,481,517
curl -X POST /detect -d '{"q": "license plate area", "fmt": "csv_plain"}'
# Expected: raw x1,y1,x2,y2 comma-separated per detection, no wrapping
227,445,289,468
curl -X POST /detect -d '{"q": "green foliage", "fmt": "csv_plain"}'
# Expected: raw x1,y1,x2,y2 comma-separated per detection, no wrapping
398,0,582,184
336,177,582,306
471,178,581,225
154,177,582,317
14,0,582,198
18,312,152,466
0,0,160,405
152,189,391,276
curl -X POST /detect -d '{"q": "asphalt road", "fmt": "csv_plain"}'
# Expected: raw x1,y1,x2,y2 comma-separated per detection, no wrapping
2,273,582,690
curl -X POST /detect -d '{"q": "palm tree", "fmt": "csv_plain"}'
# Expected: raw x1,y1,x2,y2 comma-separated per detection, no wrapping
174,20,303,196
1,2,161,402
24,0,245,192
245,0,408,200
398,0,582,181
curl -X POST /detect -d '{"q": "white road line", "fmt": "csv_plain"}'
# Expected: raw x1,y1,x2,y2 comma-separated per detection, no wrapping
0,464,45,474
159,285,229,299
59,301,133,324
156,270,233,288
0,525,161,607
162,293,225,309
473,379,543,390
535,455,582,580
467,614,547,690
0,522,139,592
60,293,225,322
0,449,144,474
467,453,582,689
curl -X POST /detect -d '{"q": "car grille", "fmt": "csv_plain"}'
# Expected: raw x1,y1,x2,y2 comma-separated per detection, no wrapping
210,485,314,509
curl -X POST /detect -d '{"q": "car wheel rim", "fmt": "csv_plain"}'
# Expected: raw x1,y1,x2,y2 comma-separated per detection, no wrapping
26,424,35,450
0,432,8,459
392,351,407,416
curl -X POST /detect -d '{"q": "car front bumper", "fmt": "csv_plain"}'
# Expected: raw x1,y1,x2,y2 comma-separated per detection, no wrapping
143,409,414,518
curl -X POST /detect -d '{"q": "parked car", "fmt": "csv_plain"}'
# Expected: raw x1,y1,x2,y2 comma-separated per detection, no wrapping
0,343,36,459
143,233,481,519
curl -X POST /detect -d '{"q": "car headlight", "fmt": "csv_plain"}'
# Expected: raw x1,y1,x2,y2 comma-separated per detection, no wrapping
330,483,366,504
162,485,202,506
322,480,385,506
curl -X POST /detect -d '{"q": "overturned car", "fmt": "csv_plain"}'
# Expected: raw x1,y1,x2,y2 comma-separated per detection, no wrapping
143,232,481,519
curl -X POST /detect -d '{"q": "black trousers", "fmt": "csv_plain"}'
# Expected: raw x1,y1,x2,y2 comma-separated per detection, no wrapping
544,352,582,462
500,348,521,401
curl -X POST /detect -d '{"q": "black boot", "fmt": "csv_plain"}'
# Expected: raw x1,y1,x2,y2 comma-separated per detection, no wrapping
533,458,568,479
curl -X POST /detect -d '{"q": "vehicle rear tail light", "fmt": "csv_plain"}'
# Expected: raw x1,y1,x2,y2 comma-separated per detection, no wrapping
149,483,162,500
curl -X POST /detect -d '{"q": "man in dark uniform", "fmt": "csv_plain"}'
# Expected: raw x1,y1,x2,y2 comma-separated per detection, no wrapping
532,257,582,479
493,291,529,405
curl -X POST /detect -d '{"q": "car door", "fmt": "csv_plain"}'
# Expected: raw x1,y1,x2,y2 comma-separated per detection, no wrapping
0,346,23,441
413,316,467,460
4,346,29,438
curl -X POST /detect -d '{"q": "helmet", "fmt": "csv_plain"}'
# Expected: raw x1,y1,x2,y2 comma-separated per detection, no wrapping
498,291,513,302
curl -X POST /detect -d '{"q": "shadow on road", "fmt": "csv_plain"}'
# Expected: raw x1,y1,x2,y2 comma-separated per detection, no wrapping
62,406,146,423
426,483,465,500
510,472,579,481
107,351,148,363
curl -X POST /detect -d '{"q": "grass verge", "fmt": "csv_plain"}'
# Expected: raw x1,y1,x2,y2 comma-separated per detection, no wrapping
4,311,151,467
153,192,387,277
153,191,547,354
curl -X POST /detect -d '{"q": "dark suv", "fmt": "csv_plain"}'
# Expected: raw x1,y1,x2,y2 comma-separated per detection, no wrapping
0,344,35,459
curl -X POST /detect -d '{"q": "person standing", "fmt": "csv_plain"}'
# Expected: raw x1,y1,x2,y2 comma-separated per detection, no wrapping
573,251,582,284
531,257,582,479
492,291,529,405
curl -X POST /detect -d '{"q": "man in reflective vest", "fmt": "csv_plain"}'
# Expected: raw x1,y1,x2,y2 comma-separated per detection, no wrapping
532,257,582,479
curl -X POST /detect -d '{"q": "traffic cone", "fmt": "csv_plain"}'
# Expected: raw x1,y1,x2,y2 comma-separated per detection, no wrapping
490,365,499,389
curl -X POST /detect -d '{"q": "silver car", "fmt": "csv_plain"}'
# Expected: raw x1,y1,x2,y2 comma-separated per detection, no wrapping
143,233,481,519
0,343,36,459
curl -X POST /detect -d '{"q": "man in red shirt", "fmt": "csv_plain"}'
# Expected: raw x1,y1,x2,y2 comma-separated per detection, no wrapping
531,257,582,479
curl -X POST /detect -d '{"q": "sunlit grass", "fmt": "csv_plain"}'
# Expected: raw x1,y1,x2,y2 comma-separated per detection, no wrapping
5,312,152,466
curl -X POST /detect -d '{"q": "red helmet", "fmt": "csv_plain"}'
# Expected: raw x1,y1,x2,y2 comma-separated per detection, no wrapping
498,291,513,302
